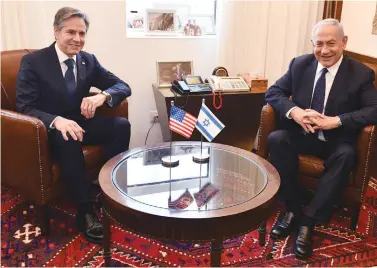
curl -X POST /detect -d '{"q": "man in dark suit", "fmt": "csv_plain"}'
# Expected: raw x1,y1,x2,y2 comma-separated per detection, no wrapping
16,7,131,244
265,18,377,259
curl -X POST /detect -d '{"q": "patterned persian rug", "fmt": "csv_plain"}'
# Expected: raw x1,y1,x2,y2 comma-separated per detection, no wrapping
2,178,377,267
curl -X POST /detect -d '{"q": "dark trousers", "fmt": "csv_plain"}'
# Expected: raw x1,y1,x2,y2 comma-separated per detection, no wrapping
49,115,131,211
267,130,356,222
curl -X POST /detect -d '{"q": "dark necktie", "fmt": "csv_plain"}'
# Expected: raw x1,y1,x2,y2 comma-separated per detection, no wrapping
310,68,328,113
64,58,77,106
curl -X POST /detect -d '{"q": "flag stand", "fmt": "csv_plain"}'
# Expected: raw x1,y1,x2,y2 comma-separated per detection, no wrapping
162,100,180,168
161,101,179,203
193,99,210,165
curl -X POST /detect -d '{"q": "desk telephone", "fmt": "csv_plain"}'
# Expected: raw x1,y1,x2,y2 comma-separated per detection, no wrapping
172,76,212,95
172,75,249,95
208,76,250,92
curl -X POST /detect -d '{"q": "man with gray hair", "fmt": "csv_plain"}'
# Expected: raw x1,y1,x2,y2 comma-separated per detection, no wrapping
16,7,132,244
265,18,377,259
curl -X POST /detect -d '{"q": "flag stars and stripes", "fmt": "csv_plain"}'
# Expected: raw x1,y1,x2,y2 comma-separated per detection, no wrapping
169,105,197,139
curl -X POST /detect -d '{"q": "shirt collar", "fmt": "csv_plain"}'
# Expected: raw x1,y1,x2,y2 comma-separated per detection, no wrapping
55,43,77,65
316,54,343,77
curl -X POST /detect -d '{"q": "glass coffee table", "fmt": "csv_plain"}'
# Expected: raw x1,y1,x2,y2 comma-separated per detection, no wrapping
99,142,280,267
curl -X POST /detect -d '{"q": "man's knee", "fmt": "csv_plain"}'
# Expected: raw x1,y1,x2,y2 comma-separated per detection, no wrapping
268,130,290,149
332,144,356,166
114,117,131,136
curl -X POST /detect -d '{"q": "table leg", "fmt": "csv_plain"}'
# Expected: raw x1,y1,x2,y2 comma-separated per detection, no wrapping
103,211,111,267
210,236,223,267
258,221,267,246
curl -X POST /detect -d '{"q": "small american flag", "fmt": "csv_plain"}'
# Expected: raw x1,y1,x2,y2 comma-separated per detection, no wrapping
169,105,197,138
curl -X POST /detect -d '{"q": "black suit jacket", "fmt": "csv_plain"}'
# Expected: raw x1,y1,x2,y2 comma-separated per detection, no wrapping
265,54,377,143
16,43,131,129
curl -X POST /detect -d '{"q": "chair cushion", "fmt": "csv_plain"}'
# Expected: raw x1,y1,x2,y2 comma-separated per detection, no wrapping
298,153,354,185
51,145,105,184
298,154,324,178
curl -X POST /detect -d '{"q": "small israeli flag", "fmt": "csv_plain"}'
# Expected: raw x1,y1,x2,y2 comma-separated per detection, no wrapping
196,103,225,142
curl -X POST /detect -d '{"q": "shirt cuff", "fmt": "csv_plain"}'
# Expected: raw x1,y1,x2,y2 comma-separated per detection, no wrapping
102,91,113,107
106,96,113,107
49,116,61,129
286,107,297,119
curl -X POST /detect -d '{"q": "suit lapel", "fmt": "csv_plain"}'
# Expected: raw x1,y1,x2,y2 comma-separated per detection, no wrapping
46,43,67,97
324,56,349,115
76,53,86,93
300,58,318,109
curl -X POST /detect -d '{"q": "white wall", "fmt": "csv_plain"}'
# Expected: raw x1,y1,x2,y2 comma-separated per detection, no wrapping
2,1,216,148
341,1,377,57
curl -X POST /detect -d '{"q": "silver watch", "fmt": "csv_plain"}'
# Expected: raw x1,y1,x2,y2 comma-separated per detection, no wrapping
337,117,342,127
101,91,111,102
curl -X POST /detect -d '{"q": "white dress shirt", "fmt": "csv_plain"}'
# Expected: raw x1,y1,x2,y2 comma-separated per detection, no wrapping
50,44,113,128
55,43,77,82
50,44,78,128
286,55,343,141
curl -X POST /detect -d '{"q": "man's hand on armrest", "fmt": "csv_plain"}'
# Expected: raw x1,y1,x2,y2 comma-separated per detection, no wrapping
52,117,85,142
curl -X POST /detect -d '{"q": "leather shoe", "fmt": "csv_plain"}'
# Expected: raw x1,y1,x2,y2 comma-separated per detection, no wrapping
294,226,313,259
77,212,104,244
270,211,297,239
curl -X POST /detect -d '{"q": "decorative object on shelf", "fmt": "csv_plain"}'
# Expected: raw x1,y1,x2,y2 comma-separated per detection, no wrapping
145,9,177,35
189,15,215,35
238,73,268,93
183,19,202,36
156,61,193,88
127,10,144,31
212,66,229,77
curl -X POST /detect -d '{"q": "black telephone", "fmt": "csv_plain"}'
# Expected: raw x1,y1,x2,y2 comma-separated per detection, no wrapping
171,76,212,95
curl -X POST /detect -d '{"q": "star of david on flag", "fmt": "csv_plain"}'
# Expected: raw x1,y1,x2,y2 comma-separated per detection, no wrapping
196,103,225,142
169,105,197,138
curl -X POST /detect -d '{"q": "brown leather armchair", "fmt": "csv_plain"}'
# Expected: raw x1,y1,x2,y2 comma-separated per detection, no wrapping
254,105,376,230
1,49,129,234
253,51,377,230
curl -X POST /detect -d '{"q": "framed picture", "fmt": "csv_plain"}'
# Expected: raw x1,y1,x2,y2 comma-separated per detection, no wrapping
156,61,194,88
188,14,215,35
127,10,144,32
145,9,177,35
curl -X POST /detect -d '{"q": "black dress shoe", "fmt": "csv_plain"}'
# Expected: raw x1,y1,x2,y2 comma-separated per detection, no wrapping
77,212,104,244
270,211,297,239
294,226,313,259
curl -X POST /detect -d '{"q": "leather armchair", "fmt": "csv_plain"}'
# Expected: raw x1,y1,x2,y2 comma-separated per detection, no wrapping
254,51,377,230
1,49,129,234
253,104,376,230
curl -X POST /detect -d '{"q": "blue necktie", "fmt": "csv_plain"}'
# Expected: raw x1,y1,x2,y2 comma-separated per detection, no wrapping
64,58,76,106
310,68,328,113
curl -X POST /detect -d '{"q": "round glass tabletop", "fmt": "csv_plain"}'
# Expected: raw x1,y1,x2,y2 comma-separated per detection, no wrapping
112,144,267,211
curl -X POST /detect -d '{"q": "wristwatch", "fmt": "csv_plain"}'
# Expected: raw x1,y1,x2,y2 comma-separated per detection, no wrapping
337,117,343,127
101,91,111,102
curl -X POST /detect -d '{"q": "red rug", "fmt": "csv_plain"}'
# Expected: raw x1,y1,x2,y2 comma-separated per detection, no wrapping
2,179,377,267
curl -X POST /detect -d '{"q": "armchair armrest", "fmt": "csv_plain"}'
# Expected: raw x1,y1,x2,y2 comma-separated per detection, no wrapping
1,109,52,204
253,104,277,159
89,89,129,118
353,125,377,195
96,99,129,118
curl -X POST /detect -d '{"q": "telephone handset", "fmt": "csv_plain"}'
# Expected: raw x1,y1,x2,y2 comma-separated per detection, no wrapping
208,76,250,92
171,76,212,95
